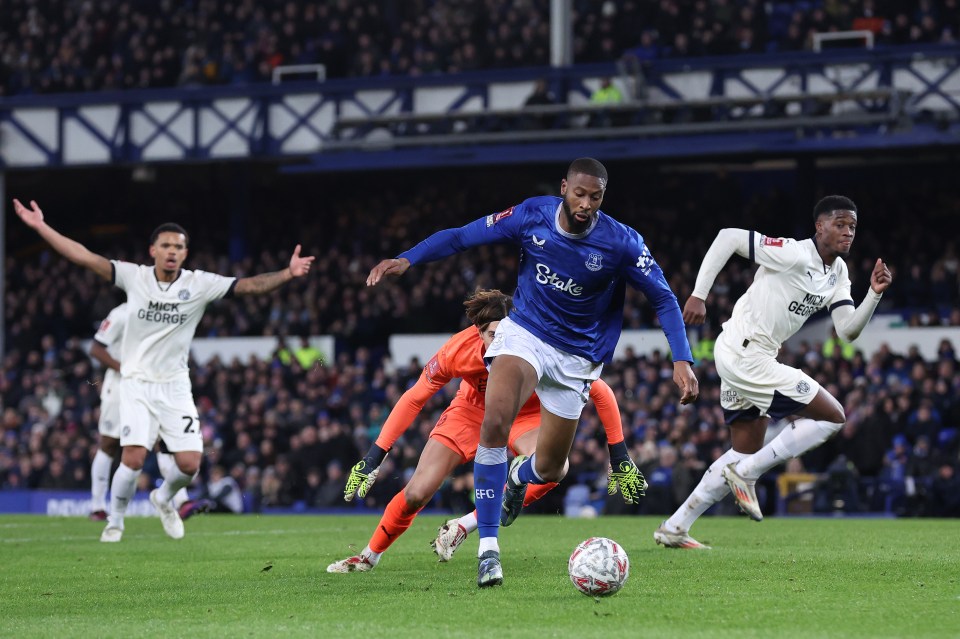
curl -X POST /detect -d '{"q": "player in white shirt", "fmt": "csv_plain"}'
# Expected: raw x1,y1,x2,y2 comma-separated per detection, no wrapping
655,195,892,548
88,303,191,520
88,303,126,519
13,199,314,542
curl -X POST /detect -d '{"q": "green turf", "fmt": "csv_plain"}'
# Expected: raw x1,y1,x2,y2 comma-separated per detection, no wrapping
1,514,957,638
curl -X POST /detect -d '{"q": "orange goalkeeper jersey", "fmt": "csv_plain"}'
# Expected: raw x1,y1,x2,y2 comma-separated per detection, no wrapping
375,326,624,451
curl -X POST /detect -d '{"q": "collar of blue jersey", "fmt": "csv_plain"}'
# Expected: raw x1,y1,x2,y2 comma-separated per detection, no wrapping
554,204,600,239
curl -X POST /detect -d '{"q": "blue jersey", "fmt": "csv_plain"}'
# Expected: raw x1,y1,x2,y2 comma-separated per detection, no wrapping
398,195,693,365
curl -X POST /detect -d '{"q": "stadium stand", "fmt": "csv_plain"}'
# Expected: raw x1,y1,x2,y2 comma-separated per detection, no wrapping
2,167,959,517
1,0,958,96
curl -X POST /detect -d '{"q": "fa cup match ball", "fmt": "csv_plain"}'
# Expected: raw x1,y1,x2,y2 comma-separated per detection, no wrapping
568,537,629,597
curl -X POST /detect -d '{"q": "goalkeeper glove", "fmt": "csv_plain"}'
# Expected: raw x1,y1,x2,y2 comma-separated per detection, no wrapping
344,444,388,502
607,441,647,504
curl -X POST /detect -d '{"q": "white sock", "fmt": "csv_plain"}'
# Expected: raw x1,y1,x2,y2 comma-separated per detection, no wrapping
736,418,843,479
90,449,114,511
458,511,478,534
155,466,194,504
172,488,190,509
107,463,141,529
666,448,748,533
478,537,499,556
361,545,382,566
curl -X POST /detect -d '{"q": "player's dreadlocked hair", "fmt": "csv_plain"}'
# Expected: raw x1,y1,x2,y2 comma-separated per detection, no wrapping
567,157,608,185
464,289,513,330
813,195,857,222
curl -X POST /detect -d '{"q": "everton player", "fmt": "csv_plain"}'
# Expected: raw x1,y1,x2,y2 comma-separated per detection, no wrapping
655,195,892,549
327,289,635,574
367,158,698,587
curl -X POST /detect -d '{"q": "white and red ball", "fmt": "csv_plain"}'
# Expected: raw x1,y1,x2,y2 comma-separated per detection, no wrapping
568,537,629,597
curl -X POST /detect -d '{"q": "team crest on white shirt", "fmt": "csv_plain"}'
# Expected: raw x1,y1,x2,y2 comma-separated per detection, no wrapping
178,289,191,301
828,273,837,286
585,253,603,271
796,381,811,394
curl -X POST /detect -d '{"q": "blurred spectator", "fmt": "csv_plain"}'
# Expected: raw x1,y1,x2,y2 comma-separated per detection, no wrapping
522,78,557,130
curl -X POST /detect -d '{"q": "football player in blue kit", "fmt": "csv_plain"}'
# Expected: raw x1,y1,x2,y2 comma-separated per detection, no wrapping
367,158,699,587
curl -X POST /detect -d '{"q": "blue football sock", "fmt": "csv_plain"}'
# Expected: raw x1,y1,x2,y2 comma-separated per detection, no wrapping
474,445,508,540
517,453,546,484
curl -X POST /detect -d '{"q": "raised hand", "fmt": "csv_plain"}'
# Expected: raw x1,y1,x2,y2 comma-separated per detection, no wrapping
12,199,44,229
870,258,892,294
288,244,315,278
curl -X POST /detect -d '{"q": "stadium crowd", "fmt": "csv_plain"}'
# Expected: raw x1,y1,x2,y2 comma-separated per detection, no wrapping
1,0,958,96
2,166,959,518
2,306,958,518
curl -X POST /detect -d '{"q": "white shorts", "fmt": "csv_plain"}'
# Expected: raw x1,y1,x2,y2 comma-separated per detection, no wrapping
714,332,820,424
486,316,602,420
98,385,121,439
119,377,202,452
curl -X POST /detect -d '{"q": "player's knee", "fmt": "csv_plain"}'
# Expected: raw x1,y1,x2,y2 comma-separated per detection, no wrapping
120,447,147,470
479,413,511,441
402,487,430,511
825,405,845,425
101,439,120,457
177,460,200,476
535,457,567,483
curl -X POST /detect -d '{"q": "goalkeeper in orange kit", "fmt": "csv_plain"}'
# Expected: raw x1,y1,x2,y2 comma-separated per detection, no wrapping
326,289,644,573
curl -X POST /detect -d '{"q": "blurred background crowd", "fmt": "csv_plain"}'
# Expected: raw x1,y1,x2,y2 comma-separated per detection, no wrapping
1,0,958,96
2,161,959,518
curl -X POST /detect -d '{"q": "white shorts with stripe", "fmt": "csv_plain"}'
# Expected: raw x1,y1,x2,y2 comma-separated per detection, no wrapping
714,331,820,424
119,377,202,452
485,316,602,420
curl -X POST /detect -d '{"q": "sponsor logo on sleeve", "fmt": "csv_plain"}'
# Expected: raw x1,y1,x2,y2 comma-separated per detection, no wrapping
761,236,784,247
486,206,515,227
635,246,653,276
425,357,440,381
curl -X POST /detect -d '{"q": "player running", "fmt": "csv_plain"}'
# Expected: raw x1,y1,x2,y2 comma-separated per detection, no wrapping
367,158,697,586
655,195,892,549
326,289,641,573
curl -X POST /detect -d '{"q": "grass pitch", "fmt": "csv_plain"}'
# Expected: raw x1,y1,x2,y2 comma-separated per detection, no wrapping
1,514,957,638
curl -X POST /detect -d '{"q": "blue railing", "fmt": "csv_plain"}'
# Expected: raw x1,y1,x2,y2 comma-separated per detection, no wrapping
1,45,957,170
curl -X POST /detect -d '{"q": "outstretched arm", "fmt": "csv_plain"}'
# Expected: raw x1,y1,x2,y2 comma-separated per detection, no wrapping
234,244,314,296
366,208,522,286
13,199,112,281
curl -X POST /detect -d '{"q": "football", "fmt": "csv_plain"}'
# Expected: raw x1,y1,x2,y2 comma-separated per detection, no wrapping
568,536,629,597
